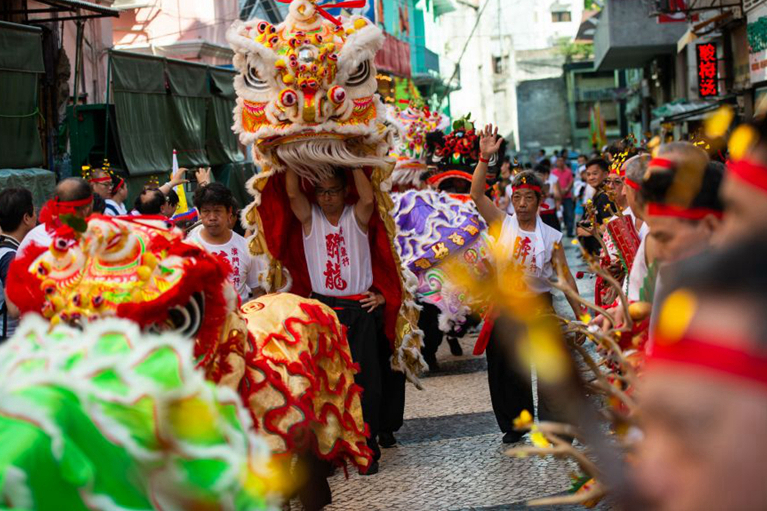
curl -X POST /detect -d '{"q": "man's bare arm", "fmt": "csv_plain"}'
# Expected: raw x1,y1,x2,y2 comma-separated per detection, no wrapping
553,244,584,318
472,124,506,227
353,169,375,231
285,169,312,230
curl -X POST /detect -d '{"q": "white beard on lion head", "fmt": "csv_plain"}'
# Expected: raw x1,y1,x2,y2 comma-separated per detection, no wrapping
227,0,393,183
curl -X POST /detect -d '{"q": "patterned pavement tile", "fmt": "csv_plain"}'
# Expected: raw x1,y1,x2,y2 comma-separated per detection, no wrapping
326,433,577,511
396,411,499,445
296,239,611,511
404,370,493,420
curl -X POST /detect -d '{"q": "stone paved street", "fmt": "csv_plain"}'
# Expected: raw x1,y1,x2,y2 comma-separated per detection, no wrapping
302,242,611,510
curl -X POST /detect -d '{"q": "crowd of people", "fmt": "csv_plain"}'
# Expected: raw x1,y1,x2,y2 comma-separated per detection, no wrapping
1,110,767,510
474,117,767,510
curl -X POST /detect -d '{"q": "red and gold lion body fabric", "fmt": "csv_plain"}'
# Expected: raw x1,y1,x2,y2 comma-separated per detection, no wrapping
5,214,372,471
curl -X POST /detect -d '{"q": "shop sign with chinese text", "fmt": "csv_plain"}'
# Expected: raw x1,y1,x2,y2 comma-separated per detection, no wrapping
697,43,718,97
748,5,767,84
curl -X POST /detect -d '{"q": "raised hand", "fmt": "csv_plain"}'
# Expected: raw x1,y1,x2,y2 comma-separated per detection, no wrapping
196,167,212,186
169,167,189,187
479,124,503,159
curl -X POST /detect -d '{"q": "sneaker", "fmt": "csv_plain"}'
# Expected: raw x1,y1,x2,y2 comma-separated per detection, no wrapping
360,460,379,476
379,432,397,448
502,432,524,444
447,336,463,356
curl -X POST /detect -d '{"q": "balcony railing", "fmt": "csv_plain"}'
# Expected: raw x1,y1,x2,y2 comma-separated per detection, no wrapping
412,44,440,77
574,87,617,102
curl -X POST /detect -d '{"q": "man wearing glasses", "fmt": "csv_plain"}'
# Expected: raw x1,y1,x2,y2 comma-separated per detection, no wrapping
576,157,617,255
286,167,389,475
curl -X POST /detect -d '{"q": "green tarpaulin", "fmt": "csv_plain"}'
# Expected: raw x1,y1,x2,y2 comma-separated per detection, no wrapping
0,22,45,169
111,52,172,176
167,60,209,168
110,51,241,177
0,168,56,208
208,69,241,166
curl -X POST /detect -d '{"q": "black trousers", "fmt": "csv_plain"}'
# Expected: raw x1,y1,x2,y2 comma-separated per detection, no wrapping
297,452,333,511
485,294,557,433
312,293,382,459
378,330,406,434
418,302,444,369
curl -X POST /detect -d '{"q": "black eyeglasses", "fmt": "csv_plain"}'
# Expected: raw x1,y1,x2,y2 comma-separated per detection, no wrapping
315,187,344,197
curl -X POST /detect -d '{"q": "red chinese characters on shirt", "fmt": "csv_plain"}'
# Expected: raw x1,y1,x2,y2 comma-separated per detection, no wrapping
513,236,532,265
324,228,349,291
216,247,242,289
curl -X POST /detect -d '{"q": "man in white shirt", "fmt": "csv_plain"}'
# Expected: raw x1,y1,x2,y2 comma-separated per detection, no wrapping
18,178,93,256
471,125,584,444
286,166,388,474
186,183,264,303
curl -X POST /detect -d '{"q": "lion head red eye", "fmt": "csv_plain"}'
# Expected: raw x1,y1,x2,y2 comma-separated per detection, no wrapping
328,86,346,105
54,238,68,251
257,21,269,34
280,89,298,107
92,295,104,308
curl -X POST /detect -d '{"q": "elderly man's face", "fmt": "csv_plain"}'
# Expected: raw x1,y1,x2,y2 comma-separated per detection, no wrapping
633,300,767,511
645,214,716,264
719,173,767,243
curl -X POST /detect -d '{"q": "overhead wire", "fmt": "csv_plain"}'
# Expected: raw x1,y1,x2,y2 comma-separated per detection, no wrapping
437,0,493,108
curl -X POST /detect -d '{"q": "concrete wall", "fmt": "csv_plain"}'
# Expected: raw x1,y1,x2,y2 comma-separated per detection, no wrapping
516,77,572,158
113,0,239,65
594,0,687,70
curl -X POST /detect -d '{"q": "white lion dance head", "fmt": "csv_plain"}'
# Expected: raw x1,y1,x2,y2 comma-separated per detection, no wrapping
226,0,392,182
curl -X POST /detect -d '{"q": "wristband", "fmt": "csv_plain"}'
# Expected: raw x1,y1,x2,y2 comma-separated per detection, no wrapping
479,157,490,163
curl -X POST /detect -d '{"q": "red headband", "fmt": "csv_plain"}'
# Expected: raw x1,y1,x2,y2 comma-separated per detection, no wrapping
649,157,675,170
647,202,723,220
727,158,767,193
650,333,767,389
512,183,542,194
113,178,125,193
624,177,641,190
38,195,93,226
89,176,112,184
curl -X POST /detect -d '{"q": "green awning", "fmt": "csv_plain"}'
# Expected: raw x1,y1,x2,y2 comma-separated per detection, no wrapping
166,60,209,168
0,21,45,74
111,51,172,176
109,51,242,176
0,22,45,169
207,68,241,166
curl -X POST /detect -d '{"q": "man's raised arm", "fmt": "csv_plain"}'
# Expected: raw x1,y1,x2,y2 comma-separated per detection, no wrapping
353,168,375,231
285,168,312,227
471,124,506,227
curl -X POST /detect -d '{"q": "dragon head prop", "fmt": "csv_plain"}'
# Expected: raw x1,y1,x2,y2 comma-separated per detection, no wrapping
393,190,491,332
227,0,391,182
387,101,449,190
423,115,507,198
6,216,244,363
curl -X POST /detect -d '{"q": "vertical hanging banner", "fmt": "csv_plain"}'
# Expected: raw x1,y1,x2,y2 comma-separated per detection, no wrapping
171,149,190,214
697,42,719,98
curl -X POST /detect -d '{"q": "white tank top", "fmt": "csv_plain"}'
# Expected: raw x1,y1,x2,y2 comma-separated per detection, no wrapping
303,204,373,296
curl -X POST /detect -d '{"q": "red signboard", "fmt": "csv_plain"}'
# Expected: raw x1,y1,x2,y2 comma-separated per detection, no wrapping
697,43,718,98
